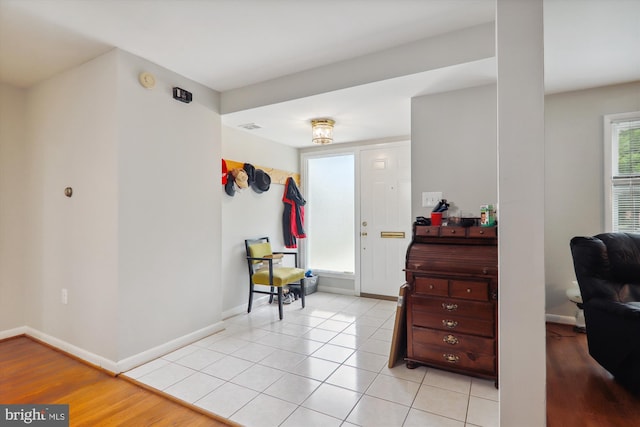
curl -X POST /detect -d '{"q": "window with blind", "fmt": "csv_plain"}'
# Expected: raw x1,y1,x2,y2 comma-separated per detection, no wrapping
607,114,640,232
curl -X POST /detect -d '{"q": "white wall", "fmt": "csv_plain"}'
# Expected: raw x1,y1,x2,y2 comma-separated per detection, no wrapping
545,80,640,318
221,126,299,318
24,50,120,359
116,50,222,360
222,23,495,114
414,79,640,324
0,84,27,333
411,84,497,219
4,48,223,367
496,1,546,422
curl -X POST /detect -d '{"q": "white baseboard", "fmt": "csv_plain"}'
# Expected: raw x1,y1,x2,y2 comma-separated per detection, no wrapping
222,295,269,320
3,322,225,375
1,310,577,375
115,321,225,373
546,313,575,325
25,326,120,372
0,326,27,340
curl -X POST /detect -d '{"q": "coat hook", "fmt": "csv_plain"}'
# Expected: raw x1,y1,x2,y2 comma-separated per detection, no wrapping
64,187,73,198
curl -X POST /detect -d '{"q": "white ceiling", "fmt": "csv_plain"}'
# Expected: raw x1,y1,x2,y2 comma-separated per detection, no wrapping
1,0,638,147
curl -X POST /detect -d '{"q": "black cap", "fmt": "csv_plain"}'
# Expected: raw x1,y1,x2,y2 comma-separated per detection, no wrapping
224,172,235,196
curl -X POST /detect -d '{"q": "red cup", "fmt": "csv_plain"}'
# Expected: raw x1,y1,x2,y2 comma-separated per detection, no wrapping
431,212,442,226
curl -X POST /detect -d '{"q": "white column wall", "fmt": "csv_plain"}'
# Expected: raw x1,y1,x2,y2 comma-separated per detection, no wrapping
116,50,222,360
0,84,27,333
497,0,546,425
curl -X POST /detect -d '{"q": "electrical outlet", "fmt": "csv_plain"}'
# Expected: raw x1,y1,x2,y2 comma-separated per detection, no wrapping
61,288,68,305
422,191,443,207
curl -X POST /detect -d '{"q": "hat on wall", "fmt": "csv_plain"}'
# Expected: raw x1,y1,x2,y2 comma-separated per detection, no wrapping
252,169,271,193
231,168,249,189
243,163,256,186
224,171,235,196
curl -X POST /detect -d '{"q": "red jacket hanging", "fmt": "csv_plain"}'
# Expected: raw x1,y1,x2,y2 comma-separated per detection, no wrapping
282,177,306,248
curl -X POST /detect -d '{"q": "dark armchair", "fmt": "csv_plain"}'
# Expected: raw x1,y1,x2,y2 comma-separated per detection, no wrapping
570,232,640,394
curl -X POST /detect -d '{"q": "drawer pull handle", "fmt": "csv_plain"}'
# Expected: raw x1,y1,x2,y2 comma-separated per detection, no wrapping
443,353,460,363
450,229,456,234
479,230,485,235
466,288,472,293
429,284,434,289
442,320,458,329
442,303,458,311
443,335,459,345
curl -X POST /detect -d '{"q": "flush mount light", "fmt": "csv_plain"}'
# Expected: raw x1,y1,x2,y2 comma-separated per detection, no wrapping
311,118,335,145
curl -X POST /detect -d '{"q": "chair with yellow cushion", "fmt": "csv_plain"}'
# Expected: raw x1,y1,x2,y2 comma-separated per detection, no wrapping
245,237,305,320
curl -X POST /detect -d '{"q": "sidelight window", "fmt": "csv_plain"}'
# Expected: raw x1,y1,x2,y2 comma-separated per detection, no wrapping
305,154,355,273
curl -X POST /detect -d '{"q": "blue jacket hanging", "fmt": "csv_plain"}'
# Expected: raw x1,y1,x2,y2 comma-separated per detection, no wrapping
282,177,306,248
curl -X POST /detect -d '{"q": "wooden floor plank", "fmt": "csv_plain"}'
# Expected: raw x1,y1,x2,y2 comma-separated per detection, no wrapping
546,323,640,427
0,336,237,427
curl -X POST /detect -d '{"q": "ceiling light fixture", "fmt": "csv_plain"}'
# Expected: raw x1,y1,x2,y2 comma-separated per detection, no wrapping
311,118,335,145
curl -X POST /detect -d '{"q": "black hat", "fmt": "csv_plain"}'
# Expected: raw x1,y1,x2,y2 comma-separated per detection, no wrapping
252,169,271,193
224,171,235,196
243,163,256,186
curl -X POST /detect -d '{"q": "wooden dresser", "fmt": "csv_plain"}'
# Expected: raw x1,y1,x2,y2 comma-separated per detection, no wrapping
405,224,498,386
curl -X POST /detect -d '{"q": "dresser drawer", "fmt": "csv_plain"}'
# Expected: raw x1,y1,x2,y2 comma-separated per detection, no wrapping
450,280,489,301
415,226,440,237
414,277,448,297
411,341,496,375
467,226,497,238
440,226,464,237
411,310,494,337
412,326,495,355
412,297,494,321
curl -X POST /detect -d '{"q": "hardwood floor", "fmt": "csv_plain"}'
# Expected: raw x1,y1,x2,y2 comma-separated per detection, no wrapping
0,336,237,427
546,323,640,427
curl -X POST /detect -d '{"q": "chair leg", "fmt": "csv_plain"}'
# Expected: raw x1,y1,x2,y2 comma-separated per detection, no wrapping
269,286,275,304
277,287,284,320
300,280,306,309
248,282,254,313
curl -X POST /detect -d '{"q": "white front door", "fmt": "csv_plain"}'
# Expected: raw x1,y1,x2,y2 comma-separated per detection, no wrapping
360,143,412,297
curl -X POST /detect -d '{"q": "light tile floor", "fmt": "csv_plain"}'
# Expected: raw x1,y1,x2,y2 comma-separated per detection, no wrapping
125,292,499,427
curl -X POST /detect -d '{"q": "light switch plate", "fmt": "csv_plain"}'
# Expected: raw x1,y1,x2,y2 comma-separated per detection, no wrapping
422,191,443,207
